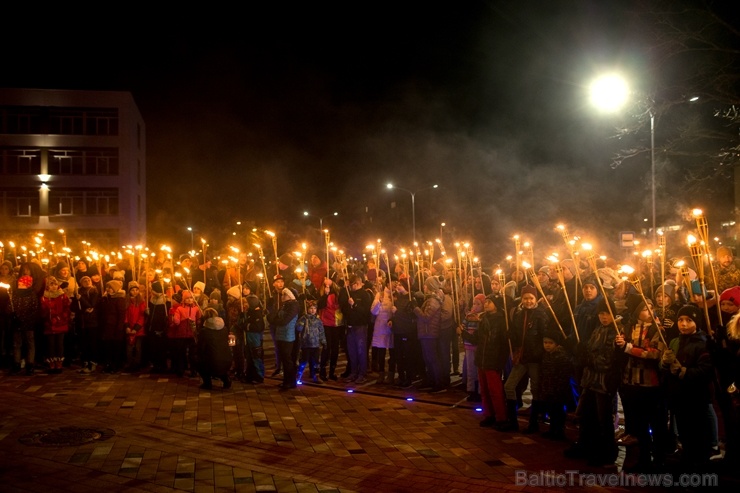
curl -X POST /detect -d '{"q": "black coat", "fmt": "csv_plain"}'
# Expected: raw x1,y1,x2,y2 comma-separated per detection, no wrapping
198,318,231,375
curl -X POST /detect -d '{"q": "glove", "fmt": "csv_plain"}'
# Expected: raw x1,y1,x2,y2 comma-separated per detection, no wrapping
669,359,682,375
661,349,676,367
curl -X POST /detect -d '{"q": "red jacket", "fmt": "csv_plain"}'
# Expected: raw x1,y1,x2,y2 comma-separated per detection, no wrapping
169,302,201,339
125,298,147,337
41,291,71,335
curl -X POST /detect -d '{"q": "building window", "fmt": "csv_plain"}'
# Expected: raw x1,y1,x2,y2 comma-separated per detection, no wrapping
0,106,43,134
49,188,118,216
49,107,118,136
0,189,40,217
0,147,42,174
48,148,119,175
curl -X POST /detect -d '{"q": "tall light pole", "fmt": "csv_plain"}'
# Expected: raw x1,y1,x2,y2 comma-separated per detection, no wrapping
303,211,338,231
386,183,439,245
589,73,657,245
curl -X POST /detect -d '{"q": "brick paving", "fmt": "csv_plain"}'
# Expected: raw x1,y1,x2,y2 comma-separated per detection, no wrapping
0,351,734,492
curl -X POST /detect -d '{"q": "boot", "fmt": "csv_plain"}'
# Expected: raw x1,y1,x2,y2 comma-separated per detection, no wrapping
329,366,338,381
499,400,519,432
523,400,542,434
377,371,385,384
25,363,34,376
45,358,53,373
57,357,65,372
296,363,306,383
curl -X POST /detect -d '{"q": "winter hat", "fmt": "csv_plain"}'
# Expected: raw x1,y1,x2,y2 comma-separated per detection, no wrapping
717,246,733,258
193,281,206,293
273,274,284,282
424,275,444,293
720,286,740,306
560,259,576,277
203,316,225,330
227,285,241,300
17,275,33,289
471,293,486,312
596,296,617,315
654,282,676,302
128,281,140,292
209,289,222,303
106,280,123,292
112,270,125,281
543,327,565,345
581,274,598,287
151,282,163,294
632,299,653,322
79,275,92,286
278,253,293,266
677,305,701,326
538,265,551,276
690,279,705,296
172,291,183,303
520,284,538,298
486,294,505,312
281,288,295,301
181,290,194,301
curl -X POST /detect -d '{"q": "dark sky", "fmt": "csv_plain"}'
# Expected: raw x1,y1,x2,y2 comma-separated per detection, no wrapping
5,1,728,261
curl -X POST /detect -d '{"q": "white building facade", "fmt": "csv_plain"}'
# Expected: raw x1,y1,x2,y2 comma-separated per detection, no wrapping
0,88,146,249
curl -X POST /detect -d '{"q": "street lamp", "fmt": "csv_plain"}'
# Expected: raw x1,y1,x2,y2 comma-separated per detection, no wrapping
589,73,657,246
187,227,194,250
303,211,338,231
386,183,439,245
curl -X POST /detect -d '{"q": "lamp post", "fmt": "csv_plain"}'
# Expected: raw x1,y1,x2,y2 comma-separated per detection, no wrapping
386,183,439,245
303,211,338,231
589,73,656,246
187,227,194,251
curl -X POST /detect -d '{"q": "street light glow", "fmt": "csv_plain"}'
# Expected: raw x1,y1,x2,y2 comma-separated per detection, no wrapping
589,74,629,112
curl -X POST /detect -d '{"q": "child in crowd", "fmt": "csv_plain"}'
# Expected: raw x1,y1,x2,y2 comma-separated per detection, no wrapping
619,300,667,472
653,282,681,343
296,301,326,384
461,293,485,402
41,276,71,373
661,305,713,467
565,297,624,467
458,296,509,430
197,307,231,390
539,328,573,440
124,281,147,372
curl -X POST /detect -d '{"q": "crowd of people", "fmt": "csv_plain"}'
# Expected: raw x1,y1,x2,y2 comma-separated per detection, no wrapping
1,243,739,475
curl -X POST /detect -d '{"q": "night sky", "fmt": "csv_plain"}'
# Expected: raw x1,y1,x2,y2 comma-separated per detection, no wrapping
3,1,735,262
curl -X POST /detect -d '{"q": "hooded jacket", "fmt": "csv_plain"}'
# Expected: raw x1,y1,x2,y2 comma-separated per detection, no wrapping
197,316,231,375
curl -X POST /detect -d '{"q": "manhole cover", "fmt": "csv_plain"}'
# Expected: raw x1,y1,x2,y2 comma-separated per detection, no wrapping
19,426,115,447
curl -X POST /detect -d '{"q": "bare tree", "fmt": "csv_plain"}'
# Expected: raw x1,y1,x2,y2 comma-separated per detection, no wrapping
610,0,739,197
